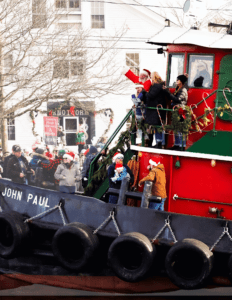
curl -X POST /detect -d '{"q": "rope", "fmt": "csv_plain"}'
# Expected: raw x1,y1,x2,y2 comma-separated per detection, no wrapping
202,92,214,121
152,215,177,243
93,210,121,236
24,202,66,226
190,104,202,133
223,88,232,113
210,221,232,251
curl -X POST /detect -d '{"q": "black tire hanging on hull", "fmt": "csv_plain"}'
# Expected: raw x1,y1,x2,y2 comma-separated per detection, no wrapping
52,222,99,271
108,232,156,282
0,211,30,258
165,238,214,289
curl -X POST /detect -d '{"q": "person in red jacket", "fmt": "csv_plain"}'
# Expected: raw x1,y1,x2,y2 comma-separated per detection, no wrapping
122,67,152,92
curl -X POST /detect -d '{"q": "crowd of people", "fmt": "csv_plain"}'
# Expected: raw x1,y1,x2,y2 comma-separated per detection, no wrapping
0,143,100,194
127,67,189,151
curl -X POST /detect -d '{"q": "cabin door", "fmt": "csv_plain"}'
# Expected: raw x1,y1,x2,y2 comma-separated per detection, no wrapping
217,55,232,121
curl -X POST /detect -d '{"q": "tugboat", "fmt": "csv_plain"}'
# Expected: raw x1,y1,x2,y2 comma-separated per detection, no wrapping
1,26,232,293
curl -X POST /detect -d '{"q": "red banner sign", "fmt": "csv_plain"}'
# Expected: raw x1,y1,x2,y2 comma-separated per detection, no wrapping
43,117,58,145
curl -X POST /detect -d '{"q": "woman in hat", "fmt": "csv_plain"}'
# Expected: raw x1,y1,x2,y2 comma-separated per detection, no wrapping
166,74,188,150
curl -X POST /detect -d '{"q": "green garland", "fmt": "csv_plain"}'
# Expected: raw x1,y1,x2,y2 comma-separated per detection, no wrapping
136,105,192,136
84,129,131,196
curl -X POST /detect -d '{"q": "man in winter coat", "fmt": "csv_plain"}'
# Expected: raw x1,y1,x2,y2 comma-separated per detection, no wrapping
138,157,167,211
54,152,80,194
108,152,134,204
81,146,98,188
7,145,35,184
2,146,15,178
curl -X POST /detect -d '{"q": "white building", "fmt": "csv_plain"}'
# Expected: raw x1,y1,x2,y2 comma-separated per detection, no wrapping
3,0,172,153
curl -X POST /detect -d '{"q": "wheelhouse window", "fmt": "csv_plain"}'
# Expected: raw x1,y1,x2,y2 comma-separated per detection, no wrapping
188,55,214,88
167,54,184,87
126,53,140,76
91,0,105,28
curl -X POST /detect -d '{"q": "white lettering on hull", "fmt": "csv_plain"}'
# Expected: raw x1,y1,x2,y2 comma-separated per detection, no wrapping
2,188,22,201
2,188,50,207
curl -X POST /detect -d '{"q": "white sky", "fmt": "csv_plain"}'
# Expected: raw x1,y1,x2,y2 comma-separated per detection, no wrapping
140,0,232,26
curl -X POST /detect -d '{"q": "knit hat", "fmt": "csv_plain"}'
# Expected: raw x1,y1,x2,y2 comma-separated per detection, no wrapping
12,145,21,152
112,152,124,163
115,163,123,172
58,149,66,157
149,157,161,167
63,152,75,161
141,69,151,77
177,74,188,84
35,148,44,155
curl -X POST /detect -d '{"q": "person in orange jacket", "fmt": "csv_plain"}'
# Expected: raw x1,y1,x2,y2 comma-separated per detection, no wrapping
138,156,167,210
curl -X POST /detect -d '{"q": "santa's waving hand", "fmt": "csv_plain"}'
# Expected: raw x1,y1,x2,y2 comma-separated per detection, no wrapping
122,66,152,92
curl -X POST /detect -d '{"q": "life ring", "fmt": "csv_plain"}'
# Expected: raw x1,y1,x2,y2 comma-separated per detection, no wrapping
108,232,156,282
165,238,214,289
52,222,99,271
0,211,30,258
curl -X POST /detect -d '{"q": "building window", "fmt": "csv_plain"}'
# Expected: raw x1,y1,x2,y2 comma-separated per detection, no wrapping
55,0,81,10
91,1,104,28
4,55,13,82
7,114,15,141
126,53,140,76
53,59,85,78
32,0,47,28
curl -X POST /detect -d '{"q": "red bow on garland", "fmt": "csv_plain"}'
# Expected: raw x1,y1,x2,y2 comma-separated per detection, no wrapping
178,107,186,120
70,106,75,116
49,110,53,116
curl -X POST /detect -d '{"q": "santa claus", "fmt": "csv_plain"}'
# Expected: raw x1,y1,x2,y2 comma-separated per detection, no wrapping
122,67,151,92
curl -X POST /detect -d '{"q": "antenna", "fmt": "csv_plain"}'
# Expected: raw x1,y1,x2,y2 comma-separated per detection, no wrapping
183,0,207,29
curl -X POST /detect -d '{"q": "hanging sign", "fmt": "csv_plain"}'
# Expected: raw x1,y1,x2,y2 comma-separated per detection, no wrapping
43,117,58,145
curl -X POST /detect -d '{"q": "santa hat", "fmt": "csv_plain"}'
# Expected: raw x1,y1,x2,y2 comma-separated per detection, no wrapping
115,163,123,172
112,152,124,163
135,83,144,89
149,157,161,167
63,152,75,161
141,69,151,77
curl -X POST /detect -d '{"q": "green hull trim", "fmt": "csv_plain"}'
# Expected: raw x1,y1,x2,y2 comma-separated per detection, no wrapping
186,131,232,157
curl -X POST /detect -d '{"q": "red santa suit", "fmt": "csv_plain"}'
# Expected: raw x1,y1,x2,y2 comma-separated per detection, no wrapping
122,67,151,92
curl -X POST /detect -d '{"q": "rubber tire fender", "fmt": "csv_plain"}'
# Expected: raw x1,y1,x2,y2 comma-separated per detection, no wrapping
108,232,156,282
52,222,99,271
165,238,214,289
0,211,30,258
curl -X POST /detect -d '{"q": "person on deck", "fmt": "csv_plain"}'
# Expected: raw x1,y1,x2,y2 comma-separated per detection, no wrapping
165,74,188,150
54,152,80,194
144,72,166,149
7,145,35,184
138,157,167,211
122,67,152,92
108,152,134,204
